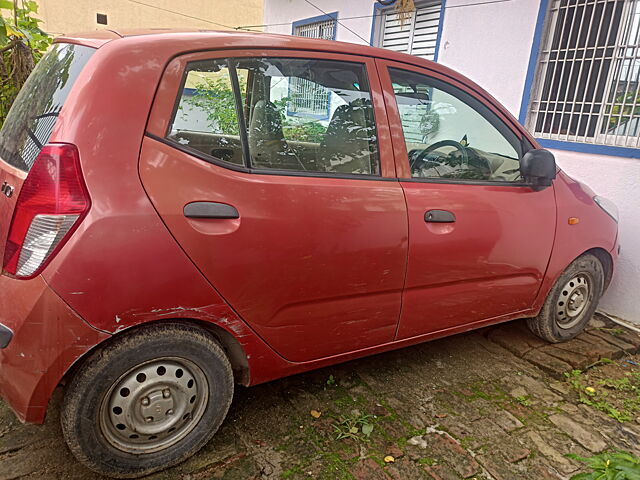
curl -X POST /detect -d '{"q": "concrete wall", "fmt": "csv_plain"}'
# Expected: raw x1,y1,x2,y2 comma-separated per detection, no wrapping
35,0,262,35
261,0,640,323
263,0,373,43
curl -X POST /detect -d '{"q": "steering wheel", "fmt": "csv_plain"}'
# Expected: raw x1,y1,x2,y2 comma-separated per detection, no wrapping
410,140,470,175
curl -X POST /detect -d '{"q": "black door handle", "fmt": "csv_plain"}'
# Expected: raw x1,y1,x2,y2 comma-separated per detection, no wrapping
184,202,239,219
425,209,456,223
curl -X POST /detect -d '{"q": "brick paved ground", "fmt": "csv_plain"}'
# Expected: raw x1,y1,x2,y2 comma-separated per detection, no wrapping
1,313,639,479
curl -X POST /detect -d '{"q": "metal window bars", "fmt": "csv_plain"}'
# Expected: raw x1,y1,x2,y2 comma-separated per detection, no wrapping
295,19,336,40
291,19,336,117
527,0,640,149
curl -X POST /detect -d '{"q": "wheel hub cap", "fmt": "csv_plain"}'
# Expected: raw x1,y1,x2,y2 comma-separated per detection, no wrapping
555,273,592,329
100,357,208,454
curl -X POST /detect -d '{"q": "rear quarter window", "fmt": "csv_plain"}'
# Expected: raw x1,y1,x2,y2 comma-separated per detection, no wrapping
0,43,95,172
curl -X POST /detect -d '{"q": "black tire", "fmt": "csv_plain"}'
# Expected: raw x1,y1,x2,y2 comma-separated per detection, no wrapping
527,253,604,343
61,323,234,478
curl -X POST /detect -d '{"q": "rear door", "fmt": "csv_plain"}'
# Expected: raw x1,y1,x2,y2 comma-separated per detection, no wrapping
0,43,94,264
141,50,408,362
377,60,556,339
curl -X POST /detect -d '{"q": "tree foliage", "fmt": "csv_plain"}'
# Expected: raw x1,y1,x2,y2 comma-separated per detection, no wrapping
188,78,329,143
186,77,241,136
0,0,51,126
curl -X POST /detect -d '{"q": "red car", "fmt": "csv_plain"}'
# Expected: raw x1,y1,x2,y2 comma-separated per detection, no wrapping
0,30,619,477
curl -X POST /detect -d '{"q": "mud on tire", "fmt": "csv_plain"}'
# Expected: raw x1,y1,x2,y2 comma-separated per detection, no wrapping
527,253,605,343
61,323,234,478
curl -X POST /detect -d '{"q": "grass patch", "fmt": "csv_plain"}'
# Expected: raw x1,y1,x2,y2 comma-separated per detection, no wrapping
564,362,640,423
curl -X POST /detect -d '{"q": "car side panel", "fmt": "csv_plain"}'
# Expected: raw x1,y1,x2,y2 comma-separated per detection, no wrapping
141,50,408,363
397,181,556,337
0,274,109,423
531,170,618,313
37,36,296,388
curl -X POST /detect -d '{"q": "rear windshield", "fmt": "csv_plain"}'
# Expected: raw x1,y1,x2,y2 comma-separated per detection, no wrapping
0,43,95,172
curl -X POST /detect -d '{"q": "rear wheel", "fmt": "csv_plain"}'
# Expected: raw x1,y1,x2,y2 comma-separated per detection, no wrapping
527,254,604,343
61,323,233,478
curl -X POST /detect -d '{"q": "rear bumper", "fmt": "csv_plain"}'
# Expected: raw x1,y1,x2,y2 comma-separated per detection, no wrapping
0,274,109,423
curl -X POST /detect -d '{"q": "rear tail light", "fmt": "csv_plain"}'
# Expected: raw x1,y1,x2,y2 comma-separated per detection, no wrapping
3,143,90,278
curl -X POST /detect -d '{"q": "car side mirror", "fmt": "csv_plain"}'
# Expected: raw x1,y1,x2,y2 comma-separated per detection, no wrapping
520,149,557,188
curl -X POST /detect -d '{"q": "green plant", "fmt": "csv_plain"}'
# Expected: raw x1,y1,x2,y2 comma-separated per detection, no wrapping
591,358,616,367
515,395,532,407
187,76,243,135
332,413,375,441
568,450,640,479
326,374,336,386
283,121,327,143
273,96,328,142
596,327,627,337
0,0,51,126
564,369,640,423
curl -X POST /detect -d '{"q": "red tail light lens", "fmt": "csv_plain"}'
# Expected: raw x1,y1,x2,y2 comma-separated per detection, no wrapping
3,143,90,278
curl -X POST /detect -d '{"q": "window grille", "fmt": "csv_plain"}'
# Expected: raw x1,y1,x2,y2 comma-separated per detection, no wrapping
527,0,640,148
294,18,336,40
379,2,442,60
290,18,336,117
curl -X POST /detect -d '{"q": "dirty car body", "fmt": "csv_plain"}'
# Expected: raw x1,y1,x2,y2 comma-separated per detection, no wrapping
0,30,619,477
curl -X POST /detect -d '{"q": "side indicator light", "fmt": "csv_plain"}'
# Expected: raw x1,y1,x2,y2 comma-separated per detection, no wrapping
568,217,580,225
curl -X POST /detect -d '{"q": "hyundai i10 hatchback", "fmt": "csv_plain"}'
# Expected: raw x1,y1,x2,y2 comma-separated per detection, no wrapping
0,30,619,477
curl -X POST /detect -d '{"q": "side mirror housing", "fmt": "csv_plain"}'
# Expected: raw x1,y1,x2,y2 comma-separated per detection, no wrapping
521,148,557,188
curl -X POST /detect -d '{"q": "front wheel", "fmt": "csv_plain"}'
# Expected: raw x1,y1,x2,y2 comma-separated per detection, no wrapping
527,253,605,343
61,323,234,478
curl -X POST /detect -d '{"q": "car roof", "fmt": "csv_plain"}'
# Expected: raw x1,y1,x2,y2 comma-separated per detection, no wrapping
55,28,435,67
53,29,532,143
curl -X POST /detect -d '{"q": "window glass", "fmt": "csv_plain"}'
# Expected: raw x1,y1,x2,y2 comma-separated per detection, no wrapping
389,68,522,182
167,57,380,176
237,58,379,175
167,59,244,166
0,43,95,172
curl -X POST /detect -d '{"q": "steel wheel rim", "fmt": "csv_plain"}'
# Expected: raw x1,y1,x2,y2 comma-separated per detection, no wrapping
555,273,593,329
99,357,209,454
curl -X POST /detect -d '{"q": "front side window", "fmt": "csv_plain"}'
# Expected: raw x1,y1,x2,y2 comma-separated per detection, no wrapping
167,57,380,176
389,68,522,182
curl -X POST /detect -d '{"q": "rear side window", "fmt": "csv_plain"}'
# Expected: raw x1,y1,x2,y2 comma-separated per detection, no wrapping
167,57,380,176
0,43,95,172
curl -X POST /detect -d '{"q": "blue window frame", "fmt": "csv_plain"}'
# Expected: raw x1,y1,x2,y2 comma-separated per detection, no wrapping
521,0,640,158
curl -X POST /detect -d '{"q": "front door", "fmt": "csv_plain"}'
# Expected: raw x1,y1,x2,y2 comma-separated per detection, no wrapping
140,51,408,362
377,60,556,339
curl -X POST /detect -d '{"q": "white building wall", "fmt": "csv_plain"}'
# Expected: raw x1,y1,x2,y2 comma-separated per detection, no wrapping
436,0,539,114
263,0,640,322
263,0,373,43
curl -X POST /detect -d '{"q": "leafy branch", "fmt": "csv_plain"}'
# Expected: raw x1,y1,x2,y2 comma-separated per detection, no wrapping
0,0,51,126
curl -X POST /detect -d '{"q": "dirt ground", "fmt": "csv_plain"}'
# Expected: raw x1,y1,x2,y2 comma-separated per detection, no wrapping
1,315,639,480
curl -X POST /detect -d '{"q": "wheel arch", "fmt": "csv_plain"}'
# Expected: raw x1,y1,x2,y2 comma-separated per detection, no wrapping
583,247,613,292
59,318,251,396
534,245,614,317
